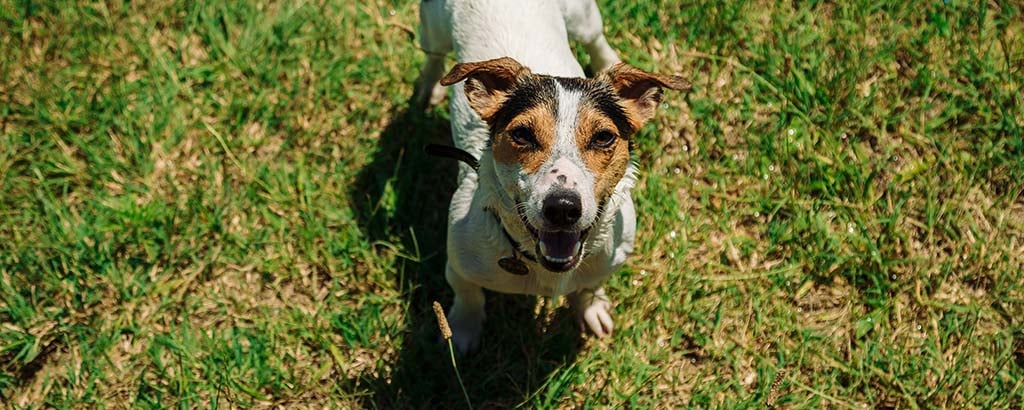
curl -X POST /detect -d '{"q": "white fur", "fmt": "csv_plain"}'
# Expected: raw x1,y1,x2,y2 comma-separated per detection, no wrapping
418,0,631,353
525,83,598,232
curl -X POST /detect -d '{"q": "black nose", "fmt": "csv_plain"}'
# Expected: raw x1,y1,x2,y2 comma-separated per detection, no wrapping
542,191,582,229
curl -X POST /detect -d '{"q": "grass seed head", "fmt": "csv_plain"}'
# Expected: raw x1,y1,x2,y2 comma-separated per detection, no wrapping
433,301,452,340
766,367,787,407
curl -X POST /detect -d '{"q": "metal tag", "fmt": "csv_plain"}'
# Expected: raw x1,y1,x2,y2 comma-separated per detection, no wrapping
498,256,529,276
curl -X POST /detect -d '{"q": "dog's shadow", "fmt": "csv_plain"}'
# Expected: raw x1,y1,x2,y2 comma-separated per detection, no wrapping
347,103,584,408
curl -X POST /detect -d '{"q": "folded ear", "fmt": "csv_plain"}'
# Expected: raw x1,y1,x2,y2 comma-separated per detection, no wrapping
598,63,691,130
440,57,531,121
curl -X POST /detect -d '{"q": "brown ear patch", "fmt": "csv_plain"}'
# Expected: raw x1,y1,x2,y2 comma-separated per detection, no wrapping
491,104,556,174
440,57,531,121
599,63,691,130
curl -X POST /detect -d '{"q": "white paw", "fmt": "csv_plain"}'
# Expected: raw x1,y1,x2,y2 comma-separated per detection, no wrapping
428,83,446,106
578,297,614,338
587,40,621,73
447,310,483,353
591,54,620,73
412,83,447,108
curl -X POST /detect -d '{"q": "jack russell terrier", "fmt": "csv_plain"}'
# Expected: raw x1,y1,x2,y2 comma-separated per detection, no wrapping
415,0,689,353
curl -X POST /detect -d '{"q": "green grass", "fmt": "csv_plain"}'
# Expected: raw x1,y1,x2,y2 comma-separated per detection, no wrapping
1,0,1022,407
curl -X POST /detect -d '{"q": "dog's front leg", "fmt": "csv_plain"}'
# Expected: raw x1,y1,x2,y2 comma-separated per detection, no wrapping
445,264,485,353
570,287,614,337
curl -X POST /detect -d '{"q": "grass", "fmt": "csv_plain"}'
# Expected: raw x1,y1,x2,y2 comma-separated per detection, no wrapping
1,0,1022,407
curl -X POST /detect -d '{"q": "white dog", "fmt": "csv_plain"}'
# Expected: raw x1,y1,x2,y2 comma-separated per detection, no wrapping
416,0,689,353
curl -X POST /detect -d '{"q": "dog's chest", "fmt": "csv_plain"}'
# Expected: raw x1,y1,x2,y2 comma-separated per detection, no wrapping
474,268,571,297
458,251,612,297
448,191,625,297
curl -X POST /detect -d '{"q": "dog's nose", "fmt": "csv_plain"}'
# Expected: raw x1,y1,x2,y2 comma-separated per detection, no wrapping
542,191,582,229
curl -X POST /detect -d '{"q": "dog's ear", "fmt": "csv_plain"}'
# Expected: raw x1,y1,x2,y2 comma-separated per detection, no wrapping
440,57,531,121
599,63,691,130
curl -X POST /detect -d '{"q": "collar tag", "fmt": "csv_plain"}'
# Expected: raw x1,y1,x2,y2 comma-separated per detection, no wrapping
498,256,529,276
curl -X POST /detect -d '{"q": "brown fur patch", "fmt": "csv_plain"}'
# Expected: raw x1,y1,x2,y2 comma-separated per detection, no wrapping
576,103,631,202
491,104,556,174
439,57,531,121
599,63,691,130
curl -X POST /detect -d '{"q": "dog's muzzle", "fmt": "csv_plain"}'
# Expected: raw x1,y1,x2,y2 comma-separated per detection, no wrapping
524,190,590,272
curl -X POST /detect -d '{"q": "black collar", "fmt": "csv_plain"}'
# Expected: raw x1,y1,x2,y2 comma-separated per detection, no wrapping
423,145,536,275
488,208,537,263
422,145,538,273
487,208,537,276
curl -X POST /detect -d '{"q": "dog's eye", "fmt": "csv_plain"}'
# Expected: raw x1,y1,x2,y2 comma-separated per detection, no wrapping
589,131,617,149
508,127,539,148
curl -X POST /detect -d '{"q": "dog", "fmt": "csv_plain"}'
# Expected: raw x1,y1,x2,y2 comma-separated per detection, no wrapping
415,0,689,353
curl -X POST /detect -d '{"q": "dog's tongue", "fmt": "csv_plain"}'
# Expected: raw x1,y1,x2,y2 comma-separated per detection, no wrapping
539,230,581,260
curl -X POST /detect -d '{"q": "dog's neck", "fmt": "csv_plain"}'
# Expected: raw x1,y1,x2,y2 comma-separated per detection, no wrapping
477,149,638,276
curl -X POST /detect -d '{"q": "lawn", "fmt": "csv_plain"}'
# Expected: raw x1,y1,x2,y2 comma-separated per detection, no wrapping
1,0,1022,408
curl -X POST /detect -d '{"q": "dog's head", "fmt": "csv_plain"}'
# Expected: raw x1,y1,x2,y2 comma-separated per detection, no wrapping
441,57,689,272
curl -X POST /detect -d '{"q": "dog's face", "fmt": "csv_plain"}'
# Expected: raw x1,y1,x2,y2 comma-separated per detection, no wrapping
441,57,689,272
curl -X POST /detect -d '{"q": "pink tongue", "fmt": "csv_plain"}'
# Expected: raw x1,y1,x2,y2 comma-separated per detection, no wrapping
539,231,580,259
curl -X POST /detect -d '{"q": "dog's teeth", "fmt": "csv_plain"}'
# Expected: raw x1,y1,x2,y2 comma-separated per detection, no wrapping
545,256,571,263
575,241,582,254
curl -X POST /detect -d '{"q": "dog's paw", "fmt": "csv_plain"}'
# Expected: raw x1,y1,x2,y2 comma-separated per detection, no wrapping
449,320,482,353
578,297,614,338
428,83,446,105
447,309,484,354
590,55,620,74
411,83,447,109
586,40,621,73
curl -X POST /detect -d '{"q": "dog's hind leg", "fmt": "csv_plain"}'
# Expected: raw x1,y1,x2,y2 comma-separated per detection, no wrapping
560,0,620,73
445,264,486,353
412,0,452,108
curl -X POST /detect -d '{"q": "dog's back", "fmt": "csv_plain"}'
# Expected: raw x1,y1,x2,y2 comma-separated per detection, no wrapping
445,0,584,77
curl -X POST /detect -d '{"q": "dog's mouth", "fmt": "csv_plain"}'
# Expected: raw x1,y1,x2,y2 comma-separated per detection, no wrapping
518,208,589,272
536,229,589,272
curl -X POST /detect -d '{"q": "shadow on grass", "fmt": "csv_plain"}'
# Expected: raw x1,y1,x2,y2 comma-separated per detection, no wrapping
347,103,584,408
